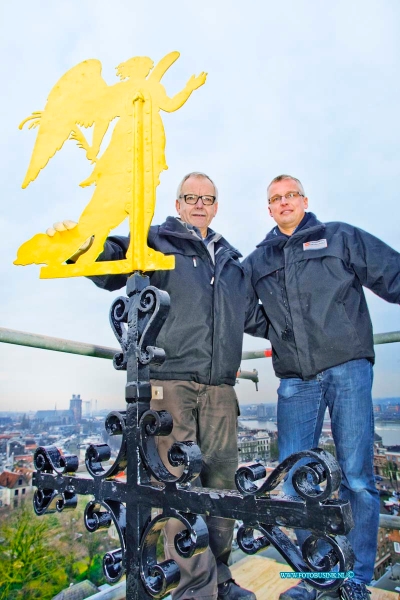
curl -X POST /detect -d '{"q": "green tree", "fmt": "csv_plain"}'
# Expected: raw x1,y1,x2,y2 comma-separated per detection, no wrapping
384,461,399,491
269,438,279,461
81,527,105,573
77,554,105,586
322,443,337,459
0,505,67,599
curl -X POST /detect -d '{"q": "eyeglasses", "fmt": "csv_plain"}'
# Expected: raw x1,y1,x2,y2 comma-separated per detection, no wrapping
179,194,217,206
268,191,304,205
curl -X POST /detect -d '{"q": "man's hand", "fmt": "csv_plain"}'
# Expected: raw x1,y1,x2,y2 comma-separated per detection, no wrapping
46,219,77,237
46,220,94,261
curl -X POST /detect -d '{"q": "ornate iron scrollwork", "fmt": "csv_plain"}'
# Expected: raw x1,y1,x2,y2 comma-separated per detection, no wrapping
32,272,354,599
140,510,209,599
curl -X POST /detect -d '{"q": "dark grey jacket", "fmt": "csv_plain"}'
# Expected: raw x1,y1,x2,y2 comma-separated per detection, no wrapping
91,217,266,386
244,213,400,380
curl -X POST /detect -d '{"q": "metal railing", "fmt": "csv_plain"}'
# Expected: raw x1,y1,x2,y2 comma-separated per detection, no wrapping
2,327,399,383
0,327,259,385
241,331,400,360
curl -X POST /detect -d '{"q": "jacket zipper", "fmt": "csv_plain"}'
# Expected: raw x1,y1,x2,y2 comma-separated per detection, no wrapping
209,248,234,384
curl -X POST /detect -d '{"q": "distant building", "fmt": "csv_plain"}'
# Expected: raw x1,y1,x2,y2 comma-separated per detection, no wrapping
13,455,34,468
0,433,21,454
69,394,82,423
374,527,394,581
373,562,400,595
257,403,277,420
373,397,400,420
374,449,388,478
34,393,83,426
387,446,400,453
0,434,12,454
385,450,400,468
257,404,267,419
0,469,32,509
24,438,37,452
34,409,74,426
7,440,25,457
238,431,271,462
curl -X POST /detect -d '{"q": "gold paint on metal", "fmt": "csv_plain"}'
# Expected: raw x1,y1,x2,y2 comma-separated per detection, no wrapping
14,52,207,278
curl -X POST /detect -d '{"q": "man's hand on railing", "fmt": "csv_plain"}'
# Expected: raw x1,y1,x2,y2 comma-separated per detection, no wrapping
46,220,94,262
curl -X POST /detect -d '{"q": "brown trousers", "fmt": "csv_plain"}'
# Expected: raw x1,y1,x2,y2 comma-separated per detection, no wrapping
150,380,240,600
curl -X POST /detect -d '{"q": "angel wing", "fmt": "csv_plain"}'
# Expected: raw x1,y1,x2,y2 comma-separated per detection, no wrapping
19,59,111,188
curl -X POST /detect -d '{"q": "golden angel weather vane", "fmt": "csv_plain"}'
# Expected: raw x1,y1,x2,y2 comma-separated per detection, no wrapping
14,51,207,278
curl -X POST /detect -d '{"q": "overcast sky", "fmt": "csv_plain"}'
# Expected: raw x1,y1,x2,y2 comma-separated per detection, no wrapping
1,0,400,413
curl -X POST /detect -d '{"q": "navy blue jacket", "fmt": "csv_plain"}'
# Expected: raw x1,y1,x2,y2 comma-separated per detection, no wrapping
91,217,267,385
244,213,400,380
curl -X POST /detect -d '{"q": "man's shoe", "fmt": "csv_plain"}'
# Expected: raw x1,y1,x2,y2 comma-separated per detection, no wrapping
279,581,317,600
217,578,256,600
317,589,340,599
279,581,340,600
339,580,371,600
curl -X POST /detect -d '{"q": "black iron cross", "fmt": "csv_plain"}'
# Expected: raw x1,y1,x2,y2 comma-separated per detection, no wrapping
33,273,354,599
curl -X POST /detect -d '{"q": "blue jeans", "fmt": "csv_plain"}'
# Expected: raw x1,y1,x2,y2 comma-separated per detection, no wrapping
277,359,379,585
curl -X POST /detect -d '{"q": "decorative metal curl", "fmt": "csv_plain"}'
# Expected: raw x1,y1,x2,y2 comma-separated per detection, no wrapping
235,448,341,502
234,463,266,495
236,524,270,555
84,411,128,479
110,296,129,370
110,284,170,373
84,499,127,584
85,500,113,531
104,548,125,585
135,287,170,366
85,443,112,477
237,523,354,593
301,533,351,575
33,487,78,515
139,409,202,484
34,445,79,474
140,511,209,598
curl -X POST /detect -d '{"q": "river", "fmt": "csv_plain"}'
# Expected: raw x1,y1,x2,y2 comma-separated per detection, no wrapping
239,418,400,447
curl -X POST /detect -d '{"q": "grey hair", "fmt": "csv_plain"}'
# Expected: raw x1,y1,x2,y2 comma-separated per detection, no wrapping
176,172,218,200
267,174,305,197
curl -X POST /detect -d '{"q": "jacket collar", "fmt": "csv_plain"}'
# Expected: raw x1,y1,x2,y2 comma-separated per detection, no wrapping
158,217,242,258
256,212,325,248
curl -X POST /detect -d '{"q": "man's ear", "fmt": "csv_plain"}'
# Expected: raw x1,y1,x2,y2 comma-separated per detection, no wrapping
268,205,272,217
304,196,309,209
175,199,181,215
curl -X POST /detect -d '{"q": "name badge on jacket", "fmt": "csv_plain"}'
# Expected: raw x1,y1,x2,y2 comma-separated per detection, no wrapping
303,239,328,251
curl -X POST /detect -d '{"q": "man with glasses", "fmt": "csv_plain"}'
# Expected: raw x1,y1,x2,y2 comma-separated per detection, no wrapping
59,171,264,600
244,174,400,600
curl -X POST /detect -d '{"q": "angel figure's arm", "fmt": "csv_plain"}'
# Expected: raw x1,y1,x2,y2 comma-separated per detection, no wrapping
70,117,110,163
158,72,207,113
